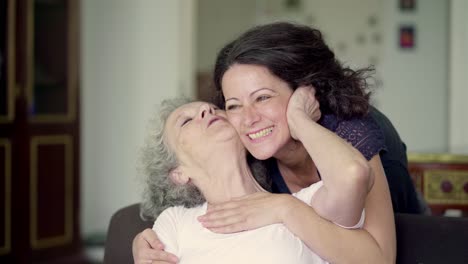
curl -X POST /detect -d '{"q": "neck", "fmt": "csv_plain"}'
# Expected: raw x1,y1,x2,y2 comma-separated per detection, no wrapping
195,148,264,204
274,139,310,168
274,139,318,191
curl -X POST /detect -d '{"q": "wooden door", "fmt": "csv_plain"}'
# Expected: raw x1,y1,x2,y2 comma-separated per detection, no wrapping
0,0,82,262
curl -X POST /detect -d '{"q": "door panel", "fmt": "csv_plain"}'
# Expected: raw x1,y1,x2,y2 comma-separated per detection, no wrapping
0,139,12,256
30,135,73,250
0,0,82,262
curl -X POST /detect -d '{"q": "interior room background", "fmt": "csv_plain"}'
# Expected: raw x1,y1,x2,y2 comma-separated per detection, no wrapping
64,0,468,251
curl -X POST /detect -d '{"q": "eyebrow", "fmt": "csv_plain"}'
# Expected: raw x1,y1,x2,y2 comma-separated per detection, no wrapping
173,112,187,126
225,88,275,102
174,114,182,124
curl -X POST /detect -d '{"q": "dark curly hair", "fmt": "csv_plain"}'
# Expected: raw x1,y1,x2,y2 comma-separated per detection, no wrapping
213,22,374,119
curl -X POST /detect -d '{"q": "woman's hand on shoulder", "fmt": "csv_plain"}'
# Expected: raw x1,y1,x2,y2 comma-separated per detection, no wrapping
198,192,296,233
132,228,179,264
287,86,321,140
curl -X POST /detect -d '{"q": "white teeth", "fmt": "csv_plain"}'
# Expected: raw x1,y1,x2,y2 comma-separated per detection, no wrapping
248,127,273,139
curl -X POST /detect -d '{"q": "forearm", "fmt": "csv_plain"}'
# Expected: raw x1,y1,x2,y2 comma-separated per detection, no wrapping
277,155,395,264
199,181,395,263
291,113,369,177
290,113,371,225
282,196,391,264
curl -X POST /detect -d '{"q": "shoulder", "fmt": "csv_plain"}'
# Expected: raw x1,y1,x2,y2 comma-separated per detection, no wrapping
153,204,206,237
154,205,202,224
153,206,185,227
320,114,386,160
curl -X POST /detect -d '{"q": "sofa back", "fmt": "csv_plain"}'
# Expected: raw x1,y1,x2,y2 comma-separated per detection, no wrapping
396,213,468,263
104,204,468,264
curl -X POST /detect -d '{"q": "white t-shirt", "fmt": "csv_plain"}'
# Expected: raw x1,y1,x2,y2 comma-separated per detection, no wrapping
153,181,365,264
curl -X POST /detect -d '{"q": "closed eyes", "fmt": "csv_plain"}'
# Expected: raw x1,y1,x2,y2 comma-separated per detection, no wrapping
181,118,192,126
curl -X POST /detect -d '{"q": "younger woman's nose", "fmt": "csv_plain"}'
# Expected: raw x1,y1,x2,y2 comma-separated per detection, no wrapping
242,106,260,126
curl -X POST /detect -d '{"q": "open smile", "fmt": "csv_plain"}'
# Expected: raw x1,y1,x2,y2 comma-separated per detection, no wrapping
247,126,274,140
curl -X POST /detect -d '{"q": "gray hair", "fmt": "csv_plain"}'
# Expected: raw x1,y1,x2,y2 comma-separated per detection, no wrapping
139,98,270,221
140,98,205,220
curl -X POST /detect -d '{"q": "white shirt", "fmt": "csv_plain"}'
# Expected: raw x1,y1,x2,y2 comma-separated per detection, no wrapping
153,181,365,264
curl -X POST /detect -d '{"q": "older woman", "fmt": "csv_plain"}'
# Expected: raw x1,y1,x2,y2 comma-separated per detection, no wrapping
136,94,371,263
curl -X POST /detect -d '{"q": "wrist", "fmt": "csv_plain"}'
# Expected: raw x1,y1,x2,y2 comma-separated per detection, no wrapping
278,194,302,223
288,111,314,139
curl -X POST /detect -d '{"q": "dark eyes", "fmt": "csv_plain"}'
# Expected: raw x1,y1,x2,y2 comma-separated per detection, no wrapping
225,95,271,111
256,95,271,102
181,118,192,126
226,105,240,111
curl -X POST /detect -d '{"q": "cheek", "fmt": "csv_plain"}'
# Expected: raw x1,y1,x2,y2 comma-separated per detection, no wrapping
263,103,288,123
179,133,197,151
226,114,243,134
178,141,196,162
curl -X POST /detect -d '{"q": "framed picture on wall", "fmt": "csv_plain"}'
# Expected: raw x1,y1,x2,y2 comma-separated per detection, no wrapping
399,25,415,49
400,0,416,12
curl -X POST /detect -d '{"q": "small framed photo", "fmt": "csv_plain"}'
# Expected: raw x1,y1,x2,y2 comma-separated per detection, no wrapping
399,25,415,49
400,0,416,12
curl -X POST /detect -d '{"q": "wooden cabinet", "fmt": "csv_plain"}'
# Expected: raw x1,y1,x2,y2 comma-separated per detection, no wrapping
408,153,468,216
0,0,82,262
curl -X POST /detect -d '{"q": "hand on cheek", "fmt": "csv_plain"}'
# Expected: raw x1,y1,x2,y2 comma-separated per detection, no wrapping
287,86,321,139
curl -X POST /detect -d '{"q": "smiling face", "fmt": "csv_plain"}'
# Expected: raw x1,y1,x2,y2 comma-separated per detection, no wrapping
165,101,239,170
222,64,294,160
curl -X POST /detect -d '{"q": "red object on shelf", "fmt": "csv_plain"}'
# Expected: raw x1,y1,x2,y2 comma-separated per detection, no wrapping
408,153,468,216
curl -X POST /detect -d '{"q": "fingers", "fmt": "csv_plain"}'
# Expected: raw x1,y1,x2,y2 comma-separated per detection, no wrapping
199,204,245,225
207,222,249,234
206,201,241,212
140,229,164,250
135,248,178,264
296,85,315,96
133,229,179,264
198,193,281,234
307,85,316,95
298,86,321,122
147,250,179,263
199,200,255,230
199,213,246,228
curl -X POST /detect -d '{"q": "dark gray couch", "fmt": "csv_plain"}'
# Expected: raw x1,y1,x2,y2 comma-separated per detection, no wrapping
104,204,468,264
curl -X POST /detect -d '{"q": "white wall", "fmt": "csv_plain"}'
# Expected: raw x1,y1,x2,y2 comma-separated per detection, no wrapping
449,0,468,154
197,0,450,153
197,0,257,72
81,0,195,236
256,0,382,71
377,0,449,152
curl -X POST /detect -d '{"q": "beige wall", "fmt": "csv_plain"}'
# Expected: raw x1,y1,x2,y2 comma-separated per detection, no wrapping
449,0,468,154
197,0,452,153
197,0,257,72
81,0,195,236
378,0,449,153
